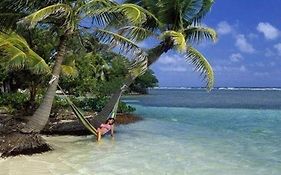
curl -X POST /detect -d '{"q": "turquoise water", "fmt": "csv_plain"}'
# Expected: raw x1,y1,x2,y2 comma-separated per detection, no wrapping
1,89,281,175
122,89,281,174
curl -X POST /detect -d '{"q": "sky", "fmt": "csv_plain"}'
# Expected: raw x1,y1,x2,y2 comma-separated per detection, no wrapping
143,0,281,87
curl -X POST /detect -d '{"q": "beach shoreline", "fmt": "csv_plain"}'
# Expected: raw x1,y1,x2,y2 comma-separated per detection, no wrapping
0,112,143,157
42,113,143,136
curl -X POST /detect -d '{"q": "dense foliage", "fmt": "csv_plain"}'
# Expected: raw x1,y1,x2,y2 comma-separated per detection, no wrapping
0,0,214,119
0,29,157,115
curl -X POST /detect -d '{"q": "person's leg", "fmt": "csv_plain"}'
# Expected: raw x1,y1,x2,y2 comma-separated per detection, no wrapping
97,132,101,141
97,128,101,141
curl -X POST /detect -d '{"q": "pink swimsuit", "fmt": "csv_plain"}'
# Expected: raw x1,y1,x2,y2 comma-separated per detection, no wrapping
99,123,112,134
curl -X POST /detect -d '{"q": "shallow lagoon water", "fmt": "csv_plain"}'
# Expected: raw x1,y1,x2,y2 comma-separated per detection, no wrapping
1,89,281,175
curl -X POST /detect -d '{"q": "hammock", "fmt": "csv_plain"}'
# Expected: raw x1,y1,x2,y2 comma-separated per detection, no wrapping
57,84,123,136
55,56,148,137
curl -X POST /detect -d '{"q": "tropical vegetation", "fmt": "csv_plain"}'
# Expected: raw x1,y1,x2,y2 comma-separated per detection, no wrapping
125,0,217,89
1,0,157,132
0,0,216,157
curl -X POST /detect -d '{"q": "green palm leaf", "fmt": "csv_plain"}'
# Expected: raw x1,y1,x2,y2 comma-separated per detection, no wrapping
28,49,51,74
61,64,78,77
185,47,214,90
128,57,148,77
181,0,204,21
0,31,50,74
0,0,72,12
17,3,72,28
118,26,154,42
115,4,148,25
94,29,147,61
184,26,217,44
0,13,25,30
155,0,202,29
191,0,214,24
88,3,159,27
82,0,118,26
161,31,187,52
61,54,78,77
81,0,118,10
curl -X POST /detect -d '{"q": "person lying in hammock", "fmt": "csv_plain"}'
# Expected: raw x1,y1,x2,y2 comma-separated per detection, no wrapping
97,118,115,141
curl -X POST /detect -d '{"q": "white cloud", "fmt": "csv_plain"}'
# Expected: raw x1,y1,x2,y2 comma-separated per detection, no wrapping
137,41,149,48
158,55,178,64
255,62,265,67
254,72,269,77
235,34,255,53
265,48,275,57
257,22,279,40
239,65,247,72
251,62,275,68
214,65,247,72
159,66,188,72
274,43,281,56
229,53,243,62
217,21,232,35
270,62,276,67
248,33,258,40
157,54,190,72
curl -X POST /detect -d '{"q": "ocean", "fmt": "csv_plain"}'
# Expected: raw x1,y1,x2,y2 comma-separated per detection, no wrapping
1,89,281,175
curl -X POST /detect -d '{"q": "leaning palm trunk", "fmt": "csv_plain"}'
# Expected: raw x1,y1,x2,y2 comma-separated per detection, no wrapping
147,39,174,66
25,33,68,132
111,39,173,93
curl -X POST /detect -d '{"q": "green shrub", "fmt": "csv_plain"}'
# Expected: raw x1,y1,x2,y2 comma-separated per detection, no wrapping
52,96,69,109
0,92,29,111
118,101,136,113
52,96,135,114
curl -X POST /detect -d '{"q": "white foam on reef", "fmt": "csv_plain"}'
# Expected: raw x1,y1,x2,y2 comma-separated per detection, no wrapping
121,99,140,103
217,87,281,91
153,87,281,91
152,87,197,90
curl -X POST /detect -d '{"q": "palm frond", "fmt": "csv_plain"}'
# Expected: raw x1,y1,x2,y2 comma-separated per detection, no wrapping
88,3,159,27
181,0,204,22
161,31,187,52
155,0,202,29
28,49,51,74
17,3,72,28
61,53,78,77
156,0,182,29
0,13,25,30
0,31,50,74
0,0,70,12
191,0,214,24
124,0,160,30
81,0,118,12
0,32,31,69
184,26,217,44
81,0,118,26
185,47,214,90
61,64,78,77
118,26,154,42
94,29,147,61
128,57,148,78
115,4,148,25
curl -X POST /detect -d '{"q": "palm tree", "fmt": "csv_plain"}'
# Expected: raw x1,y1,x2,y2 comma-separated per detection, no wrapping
124,0,217,89
0,31,50,75
15,0,156,132
0,31,78,110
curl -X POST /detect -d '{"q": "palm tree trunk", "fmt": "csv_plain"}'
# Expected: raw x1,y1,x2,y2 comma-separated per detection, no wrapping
124,39,174,86
24,33,68,132
147,38,174,66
